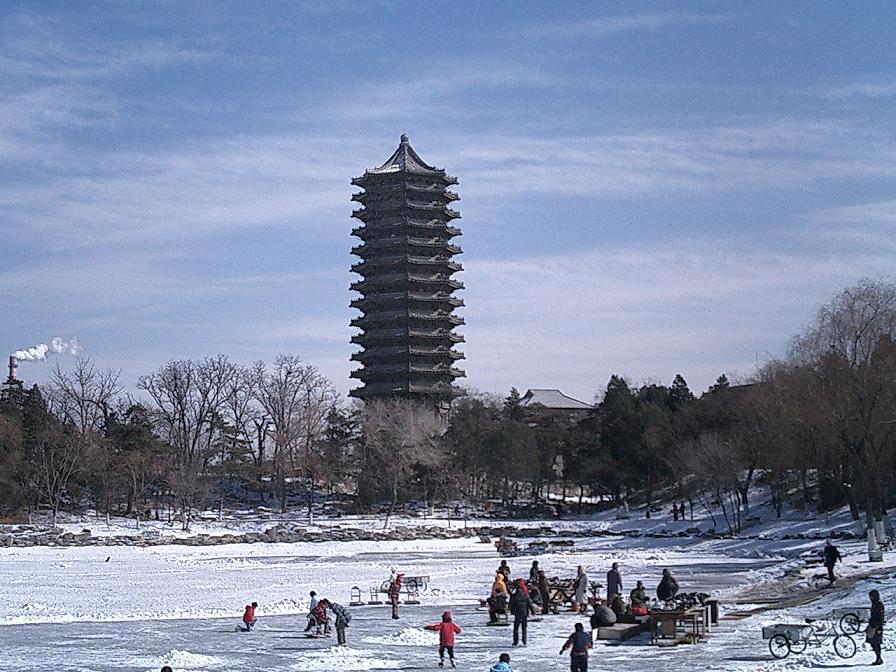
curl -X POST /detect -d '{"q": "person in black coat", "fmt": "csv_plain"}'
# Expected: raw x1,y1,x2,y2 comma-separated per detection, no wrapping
822,540,842,584
509,583,536,646
867,589,885,666
657,568,679,602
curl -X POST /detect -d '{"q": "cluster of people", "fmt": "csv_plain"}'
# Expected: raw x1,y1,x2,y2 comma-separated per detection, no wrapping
303,591,352,644
600,564,681,624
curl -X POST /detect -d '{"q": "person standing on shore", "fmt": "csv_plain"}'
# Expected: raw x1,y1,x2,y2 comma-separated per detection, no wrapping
573,566,588,613
823,540,842,584
867,589,885,666
389,573,404,620
606,562,623,603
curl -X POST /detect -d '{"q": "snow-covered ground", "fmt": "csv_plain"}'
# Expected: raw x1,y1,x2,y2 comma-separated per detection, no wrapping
1,505,894,671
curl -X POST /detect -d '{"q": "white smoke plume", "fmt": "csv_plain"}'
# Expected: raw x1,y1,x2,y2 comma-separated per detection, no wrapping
13,337,82,362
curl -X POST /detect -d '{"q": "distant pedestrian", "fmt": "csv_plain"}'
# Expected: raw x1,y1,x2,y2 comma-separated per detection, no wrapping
823,540,842,584
509,581,536,646
499,559,511,583
671,503,679,521
606,562,623,603
529,560,540,585
538,570,551,615
559,622,592,672
329,601,351,646
489,652,513,672
867,589,885,666
389,573,404,619
573,565,588,612
425,610,461,668
657,569,679,602
240,601,258,632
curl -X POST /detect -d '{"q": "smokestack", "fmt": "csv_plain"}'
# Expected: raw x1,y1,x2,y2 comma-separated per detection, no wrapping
8,355,16,381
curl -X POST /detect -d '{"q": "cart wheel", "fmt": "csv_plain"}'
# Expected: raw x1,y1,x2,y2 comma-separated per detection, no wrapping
833,635,857,659
839,613,861,634
769,634,791,659
788,637,807,654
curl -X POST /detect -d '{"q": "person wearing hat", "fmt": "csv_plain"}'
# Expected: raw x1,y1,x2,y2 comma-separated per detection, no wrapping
425,610,461,668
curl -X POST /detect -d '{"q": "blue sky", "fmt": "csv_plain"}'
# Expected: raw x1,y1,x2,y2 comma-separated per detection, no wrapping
2,1,895,401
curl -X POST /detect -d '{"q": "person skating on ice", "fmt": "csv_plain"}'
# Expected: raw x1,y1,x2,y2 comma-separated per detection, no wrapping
560,622,593,672
424,610,461,668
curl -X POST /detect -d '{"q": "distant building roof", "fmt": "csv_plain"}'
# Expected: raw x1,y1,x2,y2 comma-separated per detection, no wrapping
519,388,593,411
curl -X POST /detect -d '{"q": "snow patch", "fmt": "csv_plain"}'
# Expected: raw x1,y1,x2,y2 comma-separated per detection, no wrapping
364,626,439,647
289,645,400,670
142,649,226,669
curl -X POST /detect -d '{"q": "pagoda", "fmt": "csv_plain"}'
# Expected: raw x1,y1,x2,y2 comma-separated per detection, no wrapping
349,134,465,407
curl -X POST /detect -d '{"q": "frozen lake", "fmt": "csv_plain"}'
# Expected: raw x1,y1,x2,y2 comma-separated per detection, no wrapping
0,541,827,672
0,512,889,671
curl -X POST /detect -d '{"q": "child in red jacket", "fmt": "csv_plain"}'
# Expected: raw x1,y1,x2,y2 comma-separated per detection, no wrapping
425,610,461,668
241,601,258,632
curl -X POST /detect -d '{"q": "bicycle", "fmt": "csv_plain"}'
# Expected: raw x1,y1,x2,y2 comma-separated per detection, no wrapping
763,620,856,660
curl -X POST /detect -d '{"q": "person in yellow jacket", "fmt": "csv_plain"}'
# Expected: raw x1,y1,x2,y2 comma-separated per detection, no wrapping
489,572,509,623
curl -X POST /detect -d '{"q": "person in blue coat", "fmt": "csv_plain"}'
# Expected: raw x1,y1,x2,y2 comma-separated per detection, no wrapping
489,652,513,672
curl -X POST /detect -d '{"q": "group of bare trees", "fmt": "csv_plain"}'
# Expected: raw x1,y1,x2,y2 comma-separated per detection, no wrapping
0,354,340,529
1,278,893,532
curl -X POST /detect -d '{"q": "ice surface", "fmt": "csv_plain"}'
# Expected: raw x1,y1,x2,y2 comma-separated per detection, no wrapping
1,503,894,670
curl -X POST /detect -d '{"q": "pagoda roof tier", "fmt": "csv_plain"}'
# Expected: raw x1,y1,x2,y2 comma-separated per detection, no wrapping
351,313,464,328
352,173,458,188
351,224,462,239
351,258,463,273
352,186,459,204
349,381,461,399
352,240,462,257
351,330,465,345
350,293,463,309
350,135,458,183
350,364,465,379
350,276,464,292
352,204,461,223
350,346,465,362
351,309,463,323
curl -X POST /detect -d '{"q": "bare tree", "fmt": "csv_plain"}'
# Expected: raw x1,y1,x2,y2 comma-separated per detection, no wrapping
359,398,443,529
789,279,896,527
45,358,123,519
253,355,339,518
47,357,122,432
138,355,238,529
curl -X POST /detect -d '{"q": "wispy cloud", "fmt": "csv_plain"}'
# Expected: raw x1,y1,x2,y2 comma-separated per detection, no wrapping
525,12,723,38
446,119,895,199
807,200,896,253
818,81,896,100
0,11,215,81
460,240,893,399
